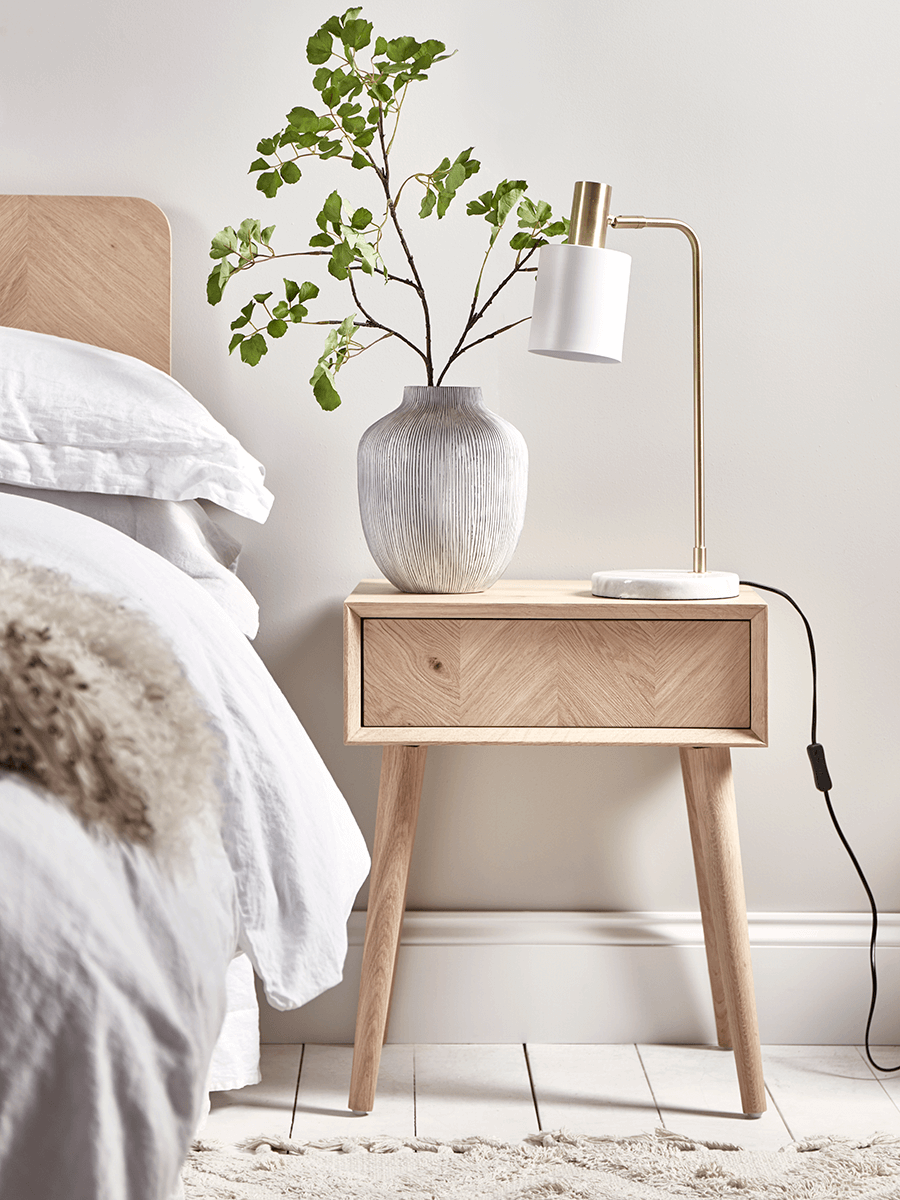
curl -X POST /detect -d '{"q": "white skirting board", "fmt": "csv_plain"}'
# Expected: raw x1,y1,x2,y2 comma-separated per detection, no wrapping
259,911,900,1045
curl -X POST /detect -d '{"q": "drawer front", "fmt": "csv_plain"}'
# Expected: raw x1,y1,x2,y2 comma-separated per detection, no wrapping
362,618,751,729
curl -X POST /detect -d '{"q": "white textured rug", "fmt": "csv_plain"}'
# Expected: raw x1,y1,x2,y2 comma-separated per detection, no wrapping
182,1129,900,1198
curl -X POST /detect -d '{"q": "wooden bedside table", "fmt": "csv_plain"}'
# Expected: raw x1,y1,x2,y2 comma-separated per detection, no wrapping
344,580,768,1116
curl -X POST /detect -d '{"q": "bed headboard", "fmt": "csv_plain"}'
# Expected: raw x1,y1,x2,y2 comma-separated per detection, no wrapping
0,195,171,374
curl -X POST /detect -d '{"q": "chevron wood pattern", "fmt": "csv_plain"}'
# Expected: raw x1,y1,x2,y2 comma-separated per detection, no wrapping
362,617,749,729
363,618,461,727
0,195,171,371
557,618,750,728
460,620,558,726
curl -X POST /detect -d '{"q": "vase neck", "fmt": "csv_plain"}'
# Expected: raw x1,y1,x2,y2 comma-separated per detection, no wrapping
402,385,484,409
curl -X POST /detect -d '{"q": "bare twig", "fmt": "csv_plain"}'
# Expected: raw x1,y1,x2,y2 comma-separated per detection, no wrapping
435,316,532,384
348,272,429,369
438,244,539,381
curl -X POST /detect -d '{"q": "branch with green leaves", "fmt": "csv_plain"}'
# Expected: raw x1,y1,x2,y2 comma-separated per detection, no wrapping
207,6,569,408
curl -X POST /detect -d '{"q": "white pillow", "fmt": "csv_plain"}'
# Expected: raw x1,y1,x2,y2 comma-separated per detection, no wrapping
0,484,261,638
0,327,273,522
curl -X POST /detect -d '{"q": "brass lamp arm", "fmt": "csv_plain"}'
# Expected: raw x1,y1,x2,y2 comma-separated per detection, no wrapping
609,215,706,575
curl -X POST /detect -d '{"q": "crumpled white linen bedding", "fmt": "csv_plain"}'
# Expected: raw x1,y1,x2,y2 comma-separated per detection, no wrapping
0,492,370,1008
0,774,238,1200
0,492,370,1198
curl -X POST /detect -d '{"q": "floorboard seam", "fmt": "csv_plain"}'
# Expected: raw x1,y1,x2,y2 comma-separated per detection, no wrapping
764,1082,793,1142
634,1044,665,1128
522,1044,542,1132
289,1043,305,1139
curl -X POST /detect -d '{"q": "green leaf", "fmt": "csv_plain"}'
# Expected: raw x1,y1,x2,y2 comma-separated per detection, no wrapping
248,157,270,174
280,160,302,184
351,150,370,169
352,128,375,149
281,129,315,149
256,137,277,156
267,318,288,338
374,35,387,55
307,29,333,64
313,66,333,91
298,281,319,302
341,17,372,50
467,179,528,243
509,230,535,250
228,332,246,354
419,189,437,218
382,35,411,62
416,39,449,65
252,291,273,303
209,227,238,259
338,314,357,338
318,138,343,159
285,105,320,132
260,225,275,246
256,171,282,198
496,180,527,225
328,240,354,280
517,197,552,229
350,206,372,229
466,190,493,216
289,304,308,322
309,231,335,248
445,161,467,192
238,218,261,242
351,236,378,274
322,190,343,226
272,300,290,319
206,265,226,305
239,332,268,366
283,278,300,302
311,365,341,410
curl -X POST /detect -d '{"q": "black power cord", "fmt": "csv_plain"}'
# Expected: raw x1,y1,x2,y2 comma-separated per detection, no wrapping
740,580,897,1073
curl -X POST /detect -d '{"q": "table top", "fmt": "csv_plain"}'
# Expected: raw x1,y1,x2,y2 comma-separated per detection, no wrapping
345,579,767,621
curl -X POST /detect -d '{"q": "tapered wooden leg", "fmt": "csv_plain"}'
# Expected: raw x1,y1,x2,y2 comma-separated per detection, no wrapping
681,750,732,1050
348,745,427,1113
680,746,766,1116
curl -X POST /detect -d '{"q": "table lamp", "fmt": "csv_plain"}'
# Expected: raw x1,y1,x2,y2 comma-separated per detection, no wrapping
529,180,739,600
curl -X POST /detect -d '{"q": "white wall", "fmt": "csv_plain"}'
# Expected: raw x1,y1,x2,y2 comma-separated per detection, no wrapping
4,1,900,1029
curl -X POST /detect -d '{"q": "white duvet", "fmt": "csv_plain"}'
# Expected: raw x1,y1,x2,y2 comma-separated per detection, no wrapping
0,493,370,1199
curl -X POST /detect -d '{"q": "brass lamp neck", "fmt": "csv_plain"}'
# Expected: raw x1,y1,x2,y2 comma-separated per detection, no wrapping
567,181,612,248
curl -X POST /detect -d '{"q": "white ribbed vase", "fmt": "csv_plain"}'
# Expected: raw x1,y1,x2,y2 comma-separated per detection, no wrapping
358,386,528,594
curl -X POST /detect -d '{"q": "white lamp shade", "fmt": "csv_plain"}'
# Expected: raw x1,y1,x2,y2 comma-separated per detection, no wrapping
529,243,632,363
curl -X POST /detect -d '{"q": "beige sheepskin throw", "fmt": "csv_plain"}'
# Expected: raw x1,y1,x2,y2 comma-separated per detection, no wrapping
0,556,221,852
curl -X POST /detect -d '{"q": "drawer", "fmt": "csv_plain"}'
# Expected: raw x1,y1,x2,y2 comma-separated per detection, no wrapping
361,617,751,729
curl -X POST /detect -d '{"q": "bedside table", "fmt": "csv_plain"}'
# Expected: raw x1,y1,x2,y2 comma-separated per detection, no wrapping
344,580,768,1116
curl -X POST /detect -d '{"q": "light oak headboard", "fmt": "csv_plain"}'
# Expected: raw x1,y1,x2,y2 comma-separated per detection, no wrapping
0,195,171,374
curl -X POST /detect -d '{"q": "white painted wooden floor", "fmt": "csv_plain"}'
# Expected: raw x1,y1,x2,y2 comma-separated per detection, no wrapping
204,1044,900,1152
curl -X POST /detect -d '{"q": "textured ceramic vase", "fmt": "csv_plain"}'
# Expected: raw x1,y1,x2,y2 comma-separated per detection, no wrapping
358,386,528,594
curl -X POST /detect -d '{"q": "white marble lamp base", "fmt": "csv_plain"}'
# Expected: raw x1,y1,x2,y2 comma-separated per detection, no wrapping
591,568,740,600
